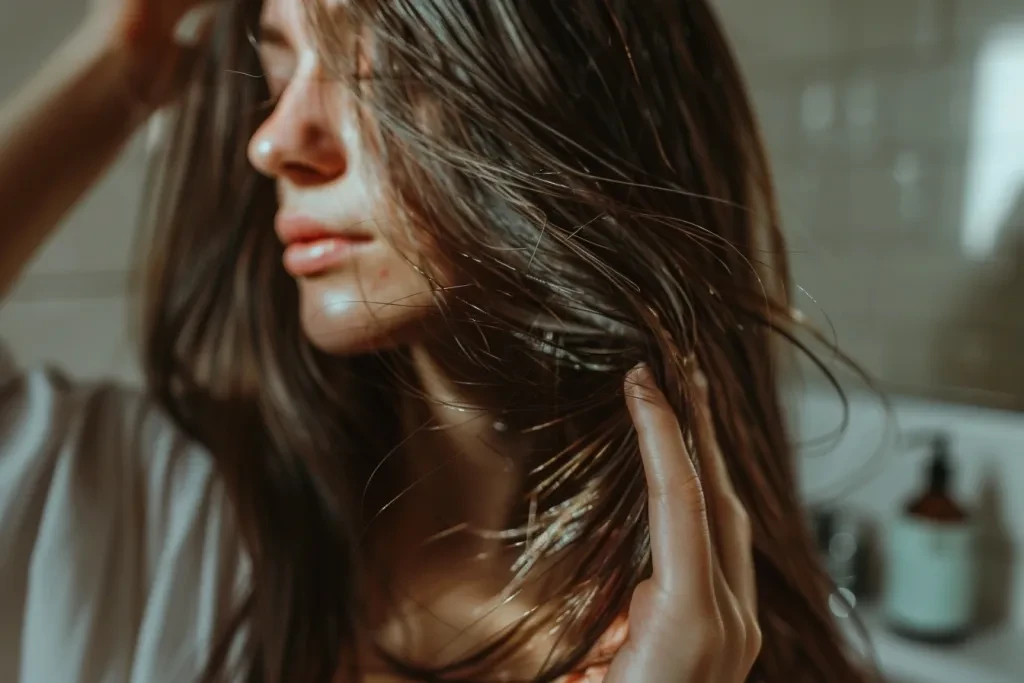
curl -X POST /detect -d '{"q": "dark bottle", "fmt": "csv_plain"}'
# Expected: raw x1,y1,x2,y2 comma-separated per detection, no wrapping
883,435,976,643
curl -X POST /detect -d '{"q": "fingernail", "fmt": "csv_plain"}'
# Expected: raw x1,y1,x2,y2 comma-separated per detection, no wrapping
693,369,708,390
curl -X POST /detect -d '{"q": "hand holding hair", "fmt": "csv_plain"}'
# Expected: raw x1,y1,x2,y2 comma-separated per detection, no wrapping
561,364,761,683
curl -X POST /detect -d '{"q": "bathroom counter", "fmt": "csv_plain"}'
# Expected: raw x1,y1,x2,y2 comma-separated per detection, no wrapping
847,605,1024,683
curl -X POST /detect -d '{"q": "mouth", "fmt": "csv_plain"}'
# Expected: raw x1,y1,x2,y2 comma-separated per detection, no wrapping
276,215,375,277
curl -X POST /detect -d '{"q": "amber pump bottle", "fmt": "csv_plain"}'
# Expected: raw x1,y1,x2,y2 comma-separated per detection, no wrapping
883,435,977,643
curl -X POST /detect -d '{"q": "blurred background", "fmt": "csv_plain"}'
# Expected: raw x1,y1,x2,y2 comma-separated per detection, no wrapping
1,1,1023,681
721,0,1024,413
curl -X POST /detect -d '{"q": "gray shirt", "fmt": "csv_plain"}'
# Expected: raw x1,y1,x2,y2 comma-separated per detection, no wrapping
0,343,249,682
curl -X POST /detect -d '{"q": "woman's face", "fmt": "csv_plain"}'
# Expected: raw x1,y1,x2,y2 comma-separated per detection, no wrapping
248,0,437,355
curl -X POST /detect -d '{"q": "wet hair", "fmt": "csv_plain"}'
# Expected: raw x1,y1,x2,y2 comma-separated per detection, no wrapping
138,0,868,681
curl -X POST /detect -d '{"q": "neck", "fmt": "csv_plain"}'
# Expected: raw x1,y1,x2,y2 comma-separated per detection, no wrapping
386,344,529,547
361,346,559,665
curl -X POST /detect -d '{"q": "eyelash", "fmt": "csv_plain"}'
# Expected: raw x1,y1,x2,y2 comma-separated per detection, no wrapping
243,31,380,115
254,69,377,110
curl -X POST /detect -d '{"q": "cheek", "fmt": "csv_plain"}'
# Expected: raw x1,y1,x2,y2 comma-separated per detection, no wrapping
298,249,431,319
379,224,451,292
372,235,429,290
361,256,427,298
294,231,447,352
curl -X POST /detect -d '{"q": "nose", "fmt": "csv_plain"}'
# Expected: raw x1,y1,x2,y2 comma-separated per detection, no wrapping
248,72,348,187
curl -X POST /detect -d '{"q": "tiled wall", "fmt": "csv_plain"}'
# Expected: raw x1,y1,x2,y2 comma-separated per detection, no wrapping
717,0,1024,410
717,0,1024,633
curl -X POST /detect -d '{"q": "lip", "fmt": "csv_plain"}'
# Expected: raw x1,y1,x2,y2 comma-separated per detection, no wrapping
276,215,374,277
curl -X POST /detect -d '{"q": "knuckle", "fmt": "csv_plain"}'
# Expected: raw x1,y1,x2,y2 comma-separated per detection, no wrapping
676,472,707,509
658,469,707,517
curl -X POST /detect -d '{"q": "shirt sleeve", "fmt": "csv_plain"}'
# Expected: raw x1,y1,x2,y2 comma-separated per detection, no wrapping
0,342,249,683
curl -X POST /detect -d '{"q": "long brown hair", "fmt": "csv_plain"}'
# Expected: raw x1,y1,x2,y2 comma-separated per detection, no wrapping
138,0,868,680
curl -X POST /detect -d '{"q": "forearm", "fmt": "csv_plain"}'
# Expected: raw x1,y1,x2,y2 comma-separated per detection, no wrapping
0,23,144,299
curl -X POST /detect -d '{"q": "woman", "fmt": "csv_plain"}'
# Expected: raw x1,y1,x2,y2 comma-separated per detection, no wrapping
0,0,866,681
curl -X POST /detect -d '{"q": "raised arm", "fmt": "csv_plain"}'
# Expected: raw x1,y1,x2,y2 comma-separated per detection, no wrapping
0,2,214,299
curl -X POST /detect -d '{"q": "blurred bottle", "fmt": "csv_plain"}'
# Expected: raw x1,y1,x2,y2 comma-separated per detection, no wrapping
884,434,977,643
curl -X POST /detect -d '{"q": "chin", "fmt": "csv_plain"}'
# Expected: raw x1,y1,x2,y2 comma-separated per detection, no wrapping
296,276,436,356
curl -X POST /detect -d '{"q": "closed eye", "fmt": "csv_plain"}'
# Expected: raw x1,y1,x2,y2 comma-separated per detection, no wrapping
246,23,296,98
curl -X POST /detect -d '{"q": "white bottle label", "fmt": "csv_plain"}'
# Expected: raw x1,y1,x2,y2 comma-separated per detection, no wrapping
883,516,976,635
